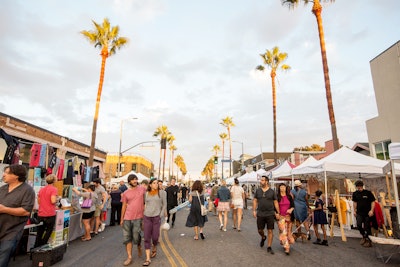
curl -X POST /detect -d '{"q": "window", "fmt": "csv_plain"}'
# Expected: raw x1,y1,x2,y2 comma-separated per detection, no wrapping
132,163,137,172
374,140,391,160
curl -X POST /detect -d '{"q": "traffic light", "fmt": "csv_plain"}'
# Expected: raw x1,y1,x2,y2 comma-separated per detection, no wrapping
214,156,218,164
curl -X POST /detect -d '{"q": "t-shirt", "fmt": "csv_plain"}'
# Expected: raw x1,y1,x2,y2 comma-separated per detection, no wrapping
230,185,244,201
0,182,35,241
279,196,291,216
352,189,375,216
122,186,146,220
144,190,167,217
165,185,179,207
181,186,188,198
254,188,277,217
94,185,106,206
38,185,58,217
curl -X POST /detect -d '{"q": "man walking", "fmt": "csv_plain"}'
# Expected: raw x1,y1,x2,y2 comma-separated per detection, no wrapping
253,175,280,255
352,180,375,248
180,184,188,203
92,178,107,234
0,164,35,267
210,182,219,216
165,178,179,227
121,174,146,266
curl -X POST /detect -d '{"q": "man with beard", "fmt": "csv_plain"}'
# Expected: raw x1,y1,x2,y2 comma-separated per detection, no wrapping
253,175,280,255
121,174,146,266
165,178,179,228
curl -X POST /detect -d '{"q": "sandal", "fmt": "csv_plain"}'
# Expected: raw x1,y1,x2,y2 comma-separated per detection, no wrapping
81,237,91,241
194,236,199,240
143,260,151,266
151,249,157,258
200,233,205,240
123,258,132,266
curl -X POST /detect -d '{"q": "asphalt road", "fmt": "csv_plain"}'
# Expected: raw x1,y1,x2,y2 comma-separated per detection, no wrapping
10,204,400,267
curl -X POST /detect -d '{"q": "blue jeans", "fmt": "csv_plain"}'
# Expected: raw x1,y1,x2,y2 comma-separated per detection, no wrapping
0,234,21,267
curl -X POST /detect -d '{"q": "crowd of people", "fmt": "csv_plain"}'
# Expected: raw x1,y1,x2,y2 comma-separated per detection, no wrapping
0,163,378,267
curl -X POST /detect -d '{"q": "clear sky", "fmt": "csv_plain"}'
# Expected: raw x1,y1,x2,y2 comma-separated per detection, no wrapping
1,0,399,179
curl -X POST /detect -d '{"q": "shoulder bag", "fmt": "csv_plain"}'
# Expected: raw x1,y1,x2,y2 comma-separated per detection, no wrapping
81,193,92,209
196,191,208,216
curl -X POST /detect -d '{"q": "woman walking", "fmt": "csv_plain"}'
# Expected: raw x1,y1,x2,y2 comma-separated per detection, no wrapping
143,178,167,266
291,180,311,240
109,185,122,226
230,178,245,231
72,185,97,241
217,180,230,232
277,183,295,254
185,180,208,240
312,190,329,246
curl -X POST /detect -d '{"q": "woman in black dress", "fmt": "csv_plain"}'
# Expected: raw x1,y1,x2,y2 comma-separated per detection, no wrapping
312,190,328,246
185,180,208,240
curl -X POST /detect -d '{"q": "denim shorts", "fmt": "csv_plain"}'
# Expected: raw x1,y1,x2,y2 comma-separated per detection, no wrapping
122,219,142,245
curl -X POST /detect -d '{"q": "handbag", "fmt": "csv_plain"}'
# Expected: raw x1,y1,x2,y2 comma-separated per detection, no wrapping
213,198,219,207
81,193,92,209
196,191,208,216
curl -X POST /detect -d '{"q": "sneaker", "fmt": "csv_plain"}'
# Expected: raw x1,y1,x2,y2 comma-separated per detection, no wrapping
267,247,275,255
307,231,311,240
363,239,372,248
219,224,223,230
260,236,267,247
320,240,328,246
100,223,106,232
223,228,227,232
313,238,321,245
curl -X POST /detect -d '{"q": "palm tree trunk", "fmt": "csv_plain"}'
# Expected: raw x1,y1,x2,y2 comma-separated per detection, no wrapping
228,129,232,177
158,147,162,179
312,0,339,151
221,140,225,179
171,150,174,179
271,70,277,165
162,148,167,181
88,52,107,167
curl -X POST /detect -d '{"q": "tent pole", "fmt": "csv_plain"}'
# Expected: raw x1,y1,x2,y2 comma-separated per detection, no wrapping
324,170,329,223
391,160,400,230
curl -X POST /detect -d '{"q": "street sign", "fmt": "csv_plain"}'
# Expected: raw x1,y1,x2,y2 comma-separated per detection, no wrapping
221,159,232,163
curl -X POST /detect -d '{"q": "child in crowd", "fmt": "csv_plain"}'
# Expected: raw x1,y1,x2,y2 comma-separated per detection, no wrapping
312,190,328,246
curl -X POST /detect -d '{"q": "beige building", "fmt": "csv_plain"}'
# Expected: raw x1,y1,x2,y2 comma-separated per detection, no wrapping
366,41,400,160
105,154,154,179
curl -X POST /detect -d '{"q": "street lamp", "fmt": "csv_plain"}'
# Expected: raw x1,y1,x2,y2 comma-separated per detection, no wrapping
117,117,138,178
232,140,244,172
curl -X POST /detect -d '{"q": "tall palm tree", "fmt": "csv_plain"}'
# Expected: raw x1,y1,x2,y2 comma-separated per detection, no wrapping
281,0,339,151
212,144,220,179
219,133,228,179
220,117,235,177
174,155,183,181
169,142,177,180
153,125,171,181
82,18,128,167
256,46,290,165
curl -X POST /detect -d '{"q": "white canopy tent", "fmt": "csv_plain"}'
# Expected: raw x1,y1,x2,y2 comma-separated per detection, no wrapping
270,160,296,179
291,147,400,220
292,147,400,179
225,177,235,185
110,171,149,184
256,168,268,177
238,171,259,183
